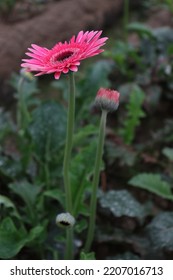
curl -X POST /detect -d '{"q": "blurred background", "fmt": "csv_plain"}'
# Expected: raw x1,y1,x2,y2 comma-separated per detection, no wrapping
0,0,173,105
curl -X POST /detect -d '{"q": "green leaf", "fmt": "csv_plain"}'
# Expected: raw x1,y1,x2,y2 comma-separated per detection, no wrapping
128,173,173,200
29,101,66,161
0,217,46,259
27,224,47,246
73,124,98,146
0,195,20,219
9,181,42,209
127,22,155,39
44,189,65,207
0,195,16,209
99,190,150,222
0,217,27,259
75,219,88,233
147,212,173,251
162,147,173,162
80,251,96,260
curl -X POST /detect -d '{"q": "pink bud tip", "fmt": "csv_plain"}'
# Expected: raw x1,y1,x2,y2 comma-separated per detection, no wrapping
95,88,120,112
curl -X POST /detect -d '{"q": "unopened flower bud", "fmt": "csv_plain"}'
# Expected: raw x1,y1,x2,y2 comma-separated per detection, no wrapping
95,88,120,112
56,212,75,228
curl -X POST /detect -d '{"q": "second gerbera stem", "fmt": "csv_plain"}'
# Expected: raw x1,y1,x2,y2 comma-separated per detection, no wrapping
63,73,75,213
84,109,107,252
17,76,31,132
63,72,75,259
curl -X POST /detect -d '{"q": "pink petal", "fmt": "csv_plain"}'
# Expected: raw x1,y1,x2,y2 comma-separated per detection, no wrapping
47,69,56,74
31,44,49,54
62,68,69,74
76,31,84,43
70,65,78,72
34,72,45,76
54,72,61,79
25,52,43,60
22,58,42,65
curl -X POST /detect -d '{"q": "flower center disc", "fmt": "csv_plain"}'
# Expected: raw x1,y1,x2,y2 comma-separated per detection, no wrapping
55,50,74,62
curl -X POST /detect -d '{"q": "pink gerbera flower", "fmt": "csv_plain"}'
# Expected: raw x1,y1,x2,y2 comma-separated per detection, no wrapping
21,30,108,79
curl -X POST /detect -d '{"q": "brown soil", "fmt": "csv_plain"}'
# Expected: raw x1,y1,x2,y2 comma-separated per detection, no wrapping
0,0,124,79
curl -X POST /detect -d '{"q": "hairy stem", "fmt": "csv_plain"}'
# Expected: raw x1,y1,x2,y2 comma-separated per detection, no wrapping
84,110,107,252
63,72,75,259
17,77,31,131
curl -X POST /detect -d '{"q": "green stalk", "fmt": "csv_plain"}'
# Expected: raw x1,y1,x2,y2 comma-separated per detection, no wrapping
63,72,75,259
17,77,31,131
44,162,50,189
84,110,107,252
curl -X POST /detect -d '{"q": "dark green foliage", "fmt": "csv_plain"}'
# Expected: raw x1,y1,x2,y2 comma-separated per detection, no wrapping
104,41,141,78
0,217,46,259
0,155,22,180
119,85,146,144
0,217,28,259
128,173,173,200
162,147,173,162
8,181,42,225
0,195,20,220
127,22,155,39
0,108,14,142
44,189,65,208
80,251,95,260
71,140,98,216
29,101,66,161
105,140,136,166
10,73,40,107
99,190,151,223
147,212,173,251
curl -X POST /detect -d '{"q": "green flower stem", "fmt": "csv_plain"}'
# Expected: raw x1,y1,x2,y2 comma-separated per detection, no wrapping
44,162,50,189
63,72,75,259
63,72,75,213
84,109,107,252
65,227,73,260
17,77,31,131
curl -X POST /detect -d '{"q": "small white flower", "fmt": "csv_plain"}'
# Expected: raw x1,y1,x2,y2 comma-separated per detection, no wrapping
56,212,75,228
